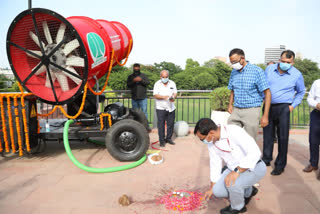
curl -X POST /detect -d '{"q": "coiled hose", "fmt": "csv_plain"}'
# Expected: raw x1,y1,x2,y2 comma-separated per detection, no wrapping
63,119,146,173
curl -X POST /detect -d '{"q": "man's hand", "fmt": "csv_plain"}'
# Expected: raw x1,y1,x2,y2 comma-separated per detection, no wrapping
289,105,294,112
260,115,269,128
203,189,213,201
169,96,175,102
316,103,320,111
163,95,170,100
133,76,142,82
224,171,239,187
228,104,233,114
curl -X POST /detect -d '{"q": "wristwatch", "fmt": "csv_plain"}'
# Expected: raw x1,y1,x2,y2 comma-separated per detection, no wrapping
234,167,240,174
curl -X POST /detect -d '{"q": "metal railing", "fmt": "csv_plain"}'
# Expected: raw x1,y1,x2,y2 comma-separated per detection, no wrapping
37,90,312,128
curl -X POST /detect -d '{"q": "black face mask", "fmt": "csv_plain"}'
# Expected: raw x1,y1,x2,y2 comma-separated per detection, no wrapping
133,69,140,75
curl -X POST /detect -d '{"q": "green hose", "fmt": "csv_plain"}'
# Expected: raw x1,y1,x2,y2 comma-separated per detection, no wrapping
87,138,105,146
63,119,146,173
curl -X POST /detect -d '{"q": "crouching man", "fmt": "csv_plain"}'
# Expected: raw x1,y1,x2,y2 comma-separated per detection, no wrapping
194,118,266,214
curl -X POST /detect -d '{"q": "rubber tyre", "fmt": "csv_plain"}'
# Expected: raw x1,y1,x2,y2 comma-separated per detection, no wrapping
129,108,148,130
105,119,150,161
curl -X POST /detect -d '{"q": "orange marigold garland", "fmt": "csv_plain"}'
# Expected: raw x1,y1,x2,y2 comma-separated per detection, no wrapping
88,49,115,96
114,39,133,66
99,113,112,130
21,94,33,151
6,96,16,153
0,95,9,152
0,137,2,153
58,83,88,119
13,95,23,156
37,105,59,117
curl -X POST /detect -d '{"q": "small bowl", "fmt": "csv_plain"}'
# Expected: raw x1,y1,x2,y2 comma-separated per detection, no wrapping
148,153,164,165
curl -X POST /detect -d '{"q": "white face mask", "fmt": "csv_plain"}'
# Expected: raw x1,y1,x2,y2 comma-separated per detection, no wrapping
231,62,243,70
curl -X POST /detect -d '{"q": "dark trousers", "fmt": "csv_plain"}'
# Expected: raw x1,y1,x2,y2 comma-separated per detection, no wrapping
156,109,175,143
309,110,320,167
263,103,290,169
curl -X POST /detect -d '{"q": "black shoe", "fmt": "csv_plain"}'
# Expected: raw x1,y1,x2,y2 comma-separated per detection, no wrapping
245,186,258,205
271,168,284,176
160,142,166,147
166,139,175,145
220,205,247,214
262,159,271,166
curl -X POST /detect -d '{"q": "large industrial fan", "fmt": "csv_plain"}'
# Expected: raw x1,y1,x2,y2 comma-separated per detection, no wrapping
4,7,151,164
7,8,132,105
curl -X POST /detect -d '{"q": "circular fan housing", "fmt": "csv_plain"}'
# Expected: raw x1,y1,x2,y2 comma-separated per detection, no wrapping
7,8,133,105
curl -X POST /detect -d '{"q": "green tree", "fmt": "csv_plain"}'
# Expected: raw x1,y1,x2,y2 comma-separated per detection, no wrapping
294,58,320,90
111,64,129,73
256,63,267,70
203,59,232,87
0,74,9,89
194,72,217,90
210,87,231,111
108,70,132,90
171,72,195,89
185,58,200,70
154,61,182,74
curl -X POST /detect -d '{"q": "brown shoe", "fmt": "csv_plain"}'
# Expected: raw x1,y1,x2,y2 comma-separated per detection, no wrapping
303,164,318,173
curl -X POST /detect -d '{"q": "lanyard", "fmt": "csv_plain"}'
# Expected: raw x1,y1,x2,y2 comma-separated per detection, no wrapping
214,126,232,153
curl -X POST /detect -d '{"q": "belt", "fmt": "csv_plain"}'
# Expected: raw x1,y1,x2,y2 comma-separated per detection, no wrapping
271,103,290,106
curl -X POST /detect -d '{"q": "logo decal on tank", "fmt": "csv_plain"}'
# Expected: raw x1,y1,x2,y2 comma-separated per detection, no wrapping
86,33,107,68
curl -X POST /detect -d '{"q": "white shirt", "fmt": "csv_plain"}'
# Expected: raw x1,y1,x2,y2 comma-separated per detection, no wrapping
307,79,320,109
208,125,261,183
153,80,177,112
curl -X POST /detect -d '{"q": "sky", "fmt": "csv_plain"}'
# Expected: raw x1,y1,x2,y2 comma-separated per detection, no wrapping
1,0,320,69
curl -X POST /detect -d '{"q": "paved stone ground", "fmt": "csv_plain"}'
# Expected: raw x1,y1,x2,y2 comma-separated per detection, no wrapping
0,130,319,214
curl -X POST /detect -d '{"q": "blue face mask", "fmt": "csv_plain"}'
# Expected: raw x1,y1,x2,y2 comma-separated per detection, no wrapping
279,62,291,71
202,139,212,145
161,78,169,83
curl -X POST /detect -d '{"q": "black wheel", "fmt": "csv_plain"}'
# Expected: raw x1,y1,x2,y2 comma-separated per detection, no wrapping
105,119,150,161
129,108,148,130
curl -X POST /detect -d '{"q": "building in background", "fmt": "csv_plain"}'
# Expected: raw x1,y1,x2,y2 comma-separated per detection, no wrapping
296,52,303,59
265,45,286,64
0,68,14,79
0,68,14,88
214,56,227,63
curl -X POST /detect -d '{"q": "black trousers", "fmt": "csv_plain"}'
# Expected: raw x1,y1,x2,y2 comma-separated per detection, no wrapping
156,109,175,143
263,103,290,169
309,110,320,167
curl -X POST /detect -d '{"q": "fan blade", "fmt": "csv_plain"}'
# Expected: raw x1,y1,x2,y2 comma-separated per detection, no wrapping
56,72,70,91
64,66,82,85
33,64,46,75
56,23,66,44
29,31,45,48
26,50,42,58
63,39,80,56
66,56,84,67
42,21,53,44
45,72,56,88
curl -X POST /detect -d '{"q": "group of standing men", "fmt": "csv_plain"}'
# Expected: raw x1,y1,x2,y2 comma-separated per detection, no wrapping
127,49,319,213
227,48,306,176
194,48,320,214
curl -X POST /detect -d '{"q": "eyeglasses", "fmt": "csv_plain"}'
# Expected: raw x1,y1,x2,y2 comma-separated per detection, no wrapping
231,58,242,65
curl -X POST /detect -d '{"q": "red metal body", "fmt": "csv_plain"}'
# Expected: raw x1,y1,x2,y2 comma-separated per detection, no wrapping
7,8,132,105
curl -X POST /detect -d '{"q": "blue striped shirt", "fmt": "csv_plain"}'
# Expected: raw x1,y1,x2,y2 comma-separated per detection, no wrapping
228,63,269,108
265,63,306,108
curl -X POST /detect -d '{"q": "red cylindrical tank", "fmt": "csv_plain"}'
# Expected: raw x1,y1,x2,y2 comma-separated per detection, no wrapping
6,8,132,105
